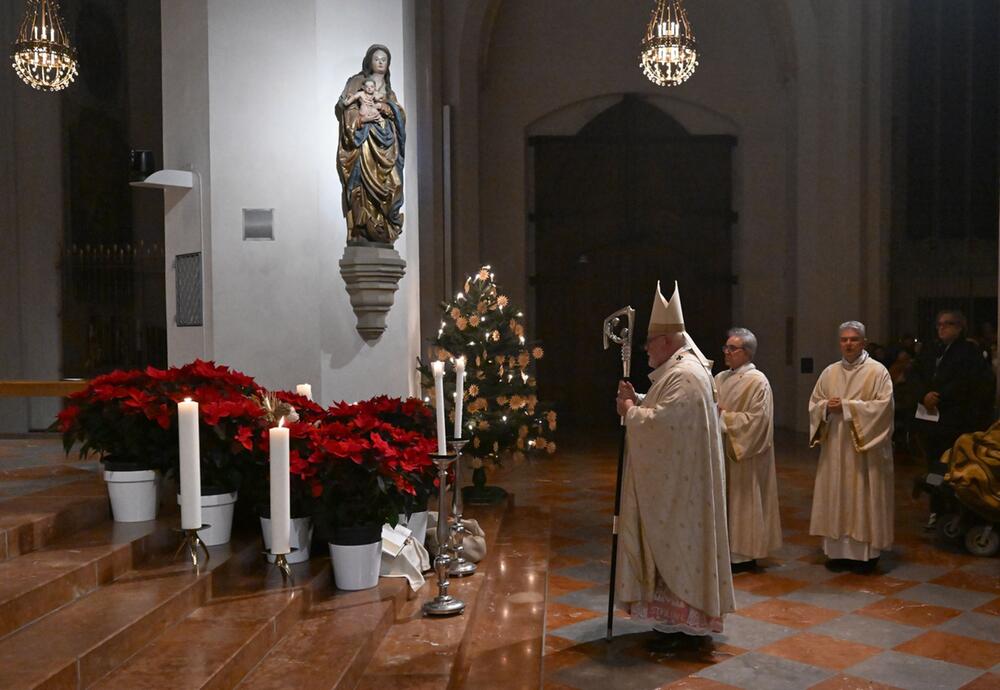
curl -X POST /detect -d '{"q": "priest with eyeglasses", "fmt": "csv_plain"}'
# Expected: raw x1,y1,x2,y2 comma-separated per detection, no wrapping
716,328,782,573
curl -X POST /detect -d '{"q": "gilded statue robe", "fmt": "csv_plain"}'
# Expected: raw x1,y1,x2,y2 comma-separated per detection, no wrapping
808,352,894,558
716,364,783,562
617,349,735,629
335,73,406,243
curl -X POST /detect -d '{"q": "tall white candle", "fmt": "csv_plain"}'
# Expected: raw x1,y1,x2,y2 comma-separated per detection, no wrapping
178,398,202,529
269,417,291,555
453,356,466,439
295,383,312,401
432,361,447,455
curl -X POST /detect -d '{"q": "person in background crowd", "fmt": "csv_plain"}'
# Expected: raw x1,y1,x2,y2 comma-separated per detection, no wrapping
913,310,993,528
887,344,920,454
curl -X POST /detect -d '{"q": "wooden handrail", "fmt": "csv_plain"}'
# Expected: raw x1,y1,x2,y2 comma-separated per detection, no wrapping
0,380,89,397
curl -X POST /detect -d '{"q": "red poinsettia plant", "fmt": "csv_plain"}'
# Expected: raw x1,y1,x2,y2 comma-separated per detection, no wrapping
307,396,438,533
58,361,440,529
58,360,263,490
240,389,325,518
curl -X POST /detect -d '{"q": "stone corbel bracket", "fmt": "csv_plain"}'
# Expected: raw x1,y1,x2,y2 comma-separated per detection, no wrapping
339,243,407,341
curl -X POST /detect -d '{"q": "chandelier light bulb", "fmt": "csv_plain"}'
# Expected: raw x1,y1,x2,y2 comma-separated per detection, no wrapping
11,0,78,92
639,0,698,87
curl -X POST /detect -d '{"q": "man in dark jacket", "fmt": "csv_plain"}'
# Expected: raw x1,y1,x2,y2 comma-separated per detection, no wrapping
914,310,992,525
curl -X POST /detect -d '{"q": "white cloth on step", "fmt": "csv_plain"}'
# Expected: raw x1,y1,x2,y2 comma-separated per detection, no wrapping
379,523,431,591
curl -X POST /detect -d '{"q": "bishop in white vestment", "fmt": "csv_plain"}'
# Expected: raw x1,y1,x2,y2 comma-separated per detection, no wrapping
716,328,782,570
809,321,894,573
616,282,735,642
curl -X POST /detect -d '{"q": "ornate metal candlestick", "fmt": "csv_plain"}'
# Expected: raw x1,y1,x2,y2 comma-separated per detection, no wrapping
423,451,465,616
263,547,299,581
173,524,211,568
448,438,477,577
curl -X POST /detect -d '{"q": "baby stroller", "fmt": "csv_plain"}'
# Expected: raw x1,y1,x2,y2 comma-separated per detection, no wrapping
914,421,1000,557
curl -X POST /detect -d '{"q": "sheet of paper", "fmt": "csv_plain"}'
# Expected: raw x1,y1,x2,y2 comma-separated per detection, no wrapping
915,403,940,422
381,524,407,557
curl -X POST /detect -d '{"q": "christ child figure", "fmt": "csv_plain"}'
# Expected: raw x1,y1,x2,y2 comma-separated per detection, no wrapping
345,78,384,124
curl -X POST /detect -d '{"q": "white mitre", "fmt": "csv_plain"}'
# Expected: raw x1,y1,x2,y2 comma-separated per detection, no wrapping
649,281,714,370
648,280,685,336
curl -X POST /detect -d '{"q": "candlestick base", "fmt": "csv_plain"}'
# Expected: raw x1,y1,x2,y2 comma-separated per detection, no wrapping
423,451,465,617
264,547,299,581
449,556,478,577
173,524,212,568
422,592,466,616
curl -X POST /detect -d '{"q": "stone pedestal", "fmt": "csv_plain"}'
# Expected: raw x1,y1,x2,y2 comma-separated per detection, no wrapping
339,244,407,341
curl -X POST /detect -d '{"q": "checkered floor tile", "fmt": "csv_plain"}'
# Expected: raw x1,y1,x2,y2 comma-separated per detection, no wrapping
497,431,1000,690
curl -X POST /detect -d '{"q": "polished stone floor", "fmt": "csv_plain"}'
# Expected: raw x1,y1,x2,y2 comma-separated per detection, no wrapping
497,430,1000,690
0,432,997,689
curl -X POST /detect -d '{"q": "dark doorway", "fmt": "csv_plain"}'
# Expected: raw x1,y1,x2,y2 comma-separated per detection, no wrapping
530,96,735,432
60,0,167,377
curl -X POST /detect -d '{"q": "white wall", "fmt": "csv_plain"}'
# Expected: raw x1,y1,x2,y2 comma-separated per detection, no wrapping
161,0,421,405
439,0,893,432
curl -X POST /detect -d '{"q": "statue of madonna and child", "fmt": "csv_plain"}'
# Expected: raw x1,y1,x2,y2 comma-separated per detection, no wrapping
335,44,406,245
336,44,408,340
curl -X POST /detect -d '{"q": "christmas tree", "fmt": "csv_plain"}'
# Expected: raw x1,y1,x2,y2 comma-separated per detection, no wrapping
417,265,556,461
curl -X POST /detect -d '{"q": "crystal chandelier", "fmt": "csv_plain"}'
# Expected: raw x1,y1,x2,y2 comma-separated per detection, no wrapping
10,0,78,92
639,0,698,87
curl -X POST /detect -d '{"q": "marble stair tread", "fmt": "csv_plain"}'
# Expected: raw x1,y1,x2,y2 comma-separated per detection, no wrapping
233,561,413,688
0,535,258,689
354,500,511,689
0,476,110,561
91,589,305,690
236,599,395,690
0,519,182,639
453,505,550,689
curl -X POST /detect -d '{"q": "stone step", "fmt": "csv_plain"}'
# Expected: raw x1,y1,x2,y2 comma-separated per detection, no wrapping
0,533,258,689
0,520,166,639
454,505,550,689
236,583,408,690
91,589,306,690
0,476,110,561
95,535,412,690
354,500,513,689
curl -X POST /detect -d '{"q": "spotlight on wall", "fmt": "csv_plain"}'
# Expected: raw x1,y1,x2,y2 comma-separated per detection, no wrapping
129,150,156,182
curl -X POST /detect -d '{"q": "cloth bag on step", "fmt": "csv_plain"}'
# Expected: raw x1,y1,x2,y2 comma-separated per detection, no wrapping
426,511,487,562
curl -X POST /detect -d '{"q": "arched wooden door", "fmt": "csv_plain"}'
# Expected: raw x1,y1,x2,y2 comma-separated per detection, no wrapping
531,96,736,433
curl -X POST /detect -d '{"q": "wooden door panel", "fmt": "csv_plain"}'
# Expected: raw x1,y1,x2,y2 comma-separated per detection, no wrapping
532,100,734,431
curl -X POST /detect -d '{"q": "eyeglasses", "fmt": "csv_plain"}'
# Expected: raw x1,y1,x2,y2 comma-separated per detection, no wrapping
936,320,959,328
721,345,744,353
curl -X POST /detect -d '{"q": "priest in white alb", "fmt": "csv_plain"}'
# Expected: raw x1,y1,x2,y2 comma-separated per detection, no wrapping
716,328,782,572
615,282,735,647
809,321,894,574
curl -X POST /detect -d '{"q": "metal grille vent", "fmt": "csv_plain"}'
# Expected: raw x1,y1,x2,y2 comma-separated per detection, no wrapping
174,252,203,327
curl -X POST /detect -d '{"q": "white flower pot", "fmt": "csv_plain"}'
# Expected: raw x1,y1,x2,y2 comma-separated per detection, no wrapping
398,510,428,546
104,469,159,522
260,516,313,564
328,524,382,590
176,490,238,546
